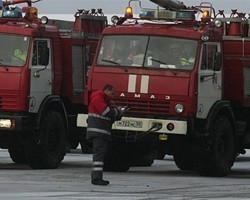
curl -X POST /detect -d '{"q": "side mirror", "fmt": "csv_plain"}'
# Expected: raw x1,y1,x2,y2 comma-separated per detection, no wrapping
40,47,49,66
213,52,222,71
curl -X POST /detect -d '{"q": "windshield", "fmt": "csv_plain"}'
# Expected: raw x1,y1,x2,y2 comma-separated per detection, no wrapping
0,34,29,67
97,35,197,70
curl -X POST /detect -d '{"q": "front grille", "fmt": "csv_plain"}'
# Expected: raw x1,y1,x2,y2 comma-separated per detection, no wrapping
0,97,18,110
115,98,170,115
0,91,19,110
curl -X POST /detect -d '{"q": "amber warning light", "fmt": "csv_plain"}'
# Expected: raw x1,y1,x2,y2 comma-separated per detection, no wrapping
125,6,133,18
201,10,211,22
203,10,210,18
22,6,38,20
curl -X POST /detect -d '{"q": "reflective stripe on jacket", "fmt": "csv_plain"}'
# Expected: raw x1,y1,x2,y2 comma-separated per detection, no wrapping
180,56,195,66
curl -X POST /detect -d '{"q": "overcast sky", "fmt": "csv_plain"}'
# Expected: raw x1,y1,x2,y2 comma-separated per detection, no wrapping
34,0,250,16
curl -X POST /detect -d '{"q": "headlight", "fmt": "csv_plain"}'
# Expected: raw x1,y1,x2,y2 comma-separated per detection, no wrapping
175,104,184,114
40,16,49,24
0,119,12,128
111,15,119,25
214,19,222,28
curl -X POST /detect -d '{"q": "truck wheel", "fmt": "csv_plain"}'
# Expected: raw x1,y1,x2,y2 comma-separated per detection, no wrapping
70,140,79,149
156,151,166,160
8,135,30,164
29,111,67,169
173,151,196,170
69,128,82,149
197,115,235,177
9,146,28,164
130,150,157,166
104,142,130,172
173,136,198,171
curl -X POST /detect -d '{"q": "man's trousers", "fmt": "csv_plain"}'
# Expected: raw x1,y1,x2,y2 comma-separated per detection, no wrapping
91,137,110,180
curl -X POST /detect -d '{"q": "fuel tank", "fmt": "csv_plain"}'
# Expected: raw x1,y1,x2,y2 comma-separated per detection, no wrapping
149,0,186,11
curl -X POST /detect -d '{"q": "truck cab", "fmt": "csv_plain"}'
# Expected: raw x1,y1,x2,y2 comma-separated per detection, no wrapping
78,0,250,176
0,0,107,169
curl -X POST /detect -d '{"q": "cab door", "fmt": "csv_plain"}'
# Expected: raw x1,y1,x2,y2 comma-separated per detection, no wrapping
197,42,222,119
29,39,52,113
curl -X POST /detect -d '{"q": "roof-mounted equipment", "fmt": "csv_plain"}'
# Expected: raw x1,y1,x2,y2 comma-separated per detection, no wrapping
135,0,195,21
2,4,22,18
1,0,41,19
149,0,186,11
125,6,133,18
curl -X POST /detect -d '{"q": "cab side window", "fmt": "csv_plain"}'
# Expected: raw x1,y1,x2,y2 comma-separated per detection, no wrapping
201,44,218,70
32,40,48,66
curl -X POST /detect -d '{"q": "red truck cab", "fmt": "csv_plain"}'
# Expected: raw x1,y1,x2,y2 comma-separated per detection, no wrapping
78,0,250,177
78,0,224,173
0,0,107,169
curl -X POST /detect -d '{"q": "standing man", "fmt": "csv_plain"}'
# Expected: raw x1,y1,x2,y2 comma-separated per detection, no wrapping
87,84,122,186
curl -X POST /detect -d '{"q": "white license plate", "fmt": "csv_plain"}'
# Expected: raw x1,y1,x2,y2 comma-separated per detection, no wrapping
116,120,143,128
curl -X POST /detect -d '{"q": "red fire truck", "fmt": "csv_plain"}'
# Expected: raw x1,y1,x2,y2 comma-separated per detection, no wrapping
77,0,250,176
0,0,107,169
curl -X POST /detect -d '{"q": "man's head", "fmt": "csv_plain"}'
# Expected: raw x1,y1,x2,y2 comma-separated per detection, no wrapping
183,43,194,57
171,45,181,58
103,84,115,98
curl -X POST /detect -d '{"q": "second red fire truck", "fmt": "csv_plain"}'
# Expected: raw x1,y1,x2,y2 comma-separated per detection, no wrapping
78,0,250,176
0,0,107,168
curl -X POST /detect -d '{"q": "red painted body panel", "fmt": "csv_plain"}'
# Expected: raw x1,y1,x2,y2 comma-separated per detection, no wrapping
92,68,190,96
60,37,99,104
52,37,63,95
223,39,250,107
0,68,31,111
103,23,202,39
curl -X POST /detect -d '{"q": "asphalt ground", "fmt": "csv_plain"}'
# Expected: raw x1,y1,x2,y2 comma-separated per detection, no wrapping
0,148,249,199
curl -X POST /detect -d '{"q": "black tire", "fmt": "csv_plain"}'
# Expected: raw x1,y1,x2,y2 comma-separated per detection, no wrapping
29,111,67,169
69,128,82,149
197,115,235,177
173,136,198,171
104,142,130,172
173,151,196,171
8,134,30,164
156,151,166,160
70,140,79,149
9,146,28,164
130,150,157,167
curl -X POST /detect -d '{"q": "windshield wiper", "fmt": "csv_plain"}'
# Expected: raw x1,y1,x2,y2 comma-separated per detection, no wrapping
150,58,176,75
101,59,120,66
150,58,167,65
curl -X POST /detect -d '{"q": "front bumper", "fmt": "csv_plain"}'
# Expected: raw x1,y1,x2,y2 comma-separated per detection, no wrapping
0,113,33,132
77,114,187,135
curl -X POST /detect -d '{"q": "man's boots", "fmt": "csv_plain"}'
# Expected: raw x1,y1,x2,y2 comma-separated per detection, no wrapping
91,160,109,185
91,179,109,186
